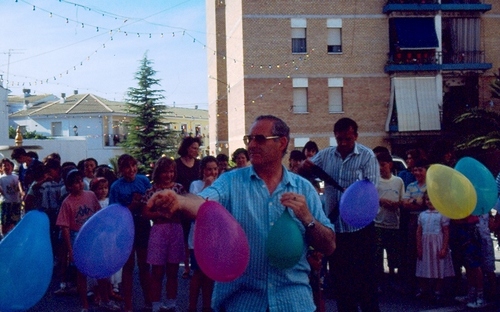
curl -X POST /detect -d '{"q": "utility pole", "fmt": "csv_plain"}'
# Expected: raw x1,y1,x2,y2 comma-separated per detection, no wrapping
2,49,25,86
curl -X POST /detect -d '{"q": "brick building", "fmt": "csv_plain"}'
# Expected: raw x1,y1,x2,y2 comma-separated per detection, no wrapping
206,0,500,158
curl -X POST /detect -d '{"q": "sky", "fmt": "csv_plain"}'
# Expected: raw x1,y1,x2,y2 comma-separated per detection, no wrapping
0,0,208,109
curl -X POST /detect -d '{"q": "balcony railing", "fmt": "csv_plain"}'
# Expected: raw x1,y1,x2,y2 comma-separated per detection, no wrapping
384,0,491,12
387,0,437,3
441,0,484,4
440,50,492,70
442,50,485,64
385,50,492,72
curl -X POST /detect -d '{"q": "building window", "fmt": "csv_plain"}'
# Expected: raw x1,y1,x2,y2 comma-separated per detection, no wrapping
327,19,342,53
195,125,201,137
291,18,307,54
51,122,62,137
328,78,343,113
293,78,308,113
181,124,187,136
442,17,481,64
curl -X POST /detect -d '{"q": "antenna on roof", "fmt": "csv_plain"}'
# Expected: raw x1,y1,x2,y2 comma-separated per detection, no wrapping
2,49,25,86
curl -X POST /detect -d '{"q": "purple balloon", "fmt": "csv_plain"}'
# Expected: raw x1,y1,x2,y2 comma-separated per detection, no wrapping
73,204,134,278
194,201,250,282
339,180,379,227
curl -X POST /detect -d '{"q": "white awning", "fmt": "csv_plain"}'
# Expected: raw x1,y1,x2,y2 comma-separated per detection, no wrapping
386,77,441,132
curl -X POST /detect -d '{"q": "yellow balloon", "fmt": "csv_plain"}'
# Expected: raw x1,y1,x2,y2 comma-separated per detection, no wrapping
426,164,477,219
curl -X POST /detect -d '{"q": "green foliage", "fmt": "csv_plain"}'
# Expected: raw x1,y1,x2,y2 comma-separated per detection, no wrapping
452,108,500,151
8,126,49,140
120,53,182,175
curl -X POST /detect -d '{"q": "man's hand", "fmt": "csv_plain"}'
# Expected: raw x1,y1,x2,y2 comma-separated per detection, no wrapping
146,189,180,219
280,192,313,226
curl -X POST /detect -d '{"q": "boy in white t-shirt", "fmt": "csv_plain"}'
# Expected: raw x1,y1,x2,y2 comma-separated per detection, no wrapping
0,158,23,235
374,152,405,288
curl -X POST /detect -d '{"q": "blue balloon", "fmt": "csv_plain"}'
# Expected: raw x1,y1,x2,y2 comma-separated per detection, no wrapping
339,179,379,227
455,157,498,216
0,211,53,312
73,204,134,278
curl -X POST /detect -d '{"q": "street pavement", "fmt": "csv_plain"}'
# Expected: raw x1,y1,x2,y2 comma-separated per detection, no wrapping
27,262,500,312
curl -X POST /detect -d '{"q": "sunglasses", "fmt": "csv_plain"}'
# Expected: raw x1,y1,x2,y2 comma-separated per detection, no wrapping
243,135,280,145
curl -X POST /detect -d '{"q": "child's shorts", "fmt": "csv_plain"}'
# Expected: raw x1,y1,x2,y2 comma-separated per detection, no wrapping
147,223,184,265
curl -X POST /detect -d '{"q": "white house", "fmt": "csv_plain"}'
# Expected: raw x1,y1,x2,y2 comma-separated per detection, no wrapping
7,92,209,165
7,89,59,114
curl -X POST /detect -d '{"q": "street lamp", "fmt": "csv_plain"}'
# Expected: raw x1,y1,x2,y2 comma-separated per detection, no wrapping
73,125,78,136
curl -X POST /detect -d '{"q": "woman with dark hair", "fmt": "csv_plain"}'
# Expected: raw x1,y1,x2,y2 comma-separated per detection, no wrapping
175,137,202,191
232,148,249,168
175,137,202,279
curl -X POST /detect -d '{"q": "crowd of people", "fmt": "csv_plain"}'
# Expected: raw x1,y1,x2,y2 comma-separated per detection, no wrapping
0,114,499,312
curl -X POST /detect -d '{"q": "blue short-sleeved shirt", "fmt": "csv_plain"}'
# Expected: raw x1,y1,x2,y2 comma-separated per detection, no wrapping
109,175,151,217
311,143,380,233
198,165,333,312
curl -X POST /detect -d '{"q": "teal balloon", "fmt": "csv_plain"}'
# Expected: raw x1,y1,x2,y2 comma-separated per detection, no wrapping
266,209,304,269
0,211,53,312
455,157,498,216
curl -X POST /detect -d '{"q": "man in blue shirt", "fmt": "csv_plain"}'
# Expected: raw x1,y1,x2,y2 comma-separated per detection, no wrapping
149,115,335,312
305,117,380,312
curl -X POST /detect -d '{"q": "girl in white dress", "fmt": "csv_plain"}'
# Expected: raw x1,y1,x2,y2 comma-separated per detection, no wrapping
416,192,455,300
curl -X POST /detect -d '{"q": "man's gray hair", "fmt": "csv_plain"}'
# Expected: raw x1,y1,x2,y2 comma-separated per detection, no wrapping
254,115,290,157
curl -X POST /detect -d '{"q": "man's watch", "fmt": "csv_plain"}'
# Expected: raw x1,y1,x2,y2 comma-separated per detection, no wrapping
306,219,316,230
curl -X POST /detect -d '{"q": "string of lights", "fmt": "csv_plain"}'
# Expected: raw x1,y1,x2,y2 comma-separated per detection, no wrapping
4,0,315,105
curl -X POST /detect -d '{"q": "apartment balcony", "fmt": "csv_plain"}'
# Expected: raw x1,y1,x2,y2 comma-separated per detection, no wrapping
441,51,492,71
383,0,491,13
385,50,492,72
441,0,492,11
384,0,440,13
385,50,440,72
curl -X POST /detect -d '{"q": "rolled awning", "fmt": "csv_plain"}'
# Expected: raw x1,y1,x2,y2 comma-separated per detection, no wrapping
393,18,439,50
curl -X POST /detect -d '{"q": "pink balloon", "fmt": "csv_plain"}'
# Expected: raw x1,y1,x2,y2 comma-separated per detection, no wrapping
194,201,250,282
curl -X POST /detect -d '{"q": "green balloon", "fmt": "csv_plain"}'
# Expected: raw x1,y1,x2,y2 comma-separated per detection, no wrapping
265,209,304,269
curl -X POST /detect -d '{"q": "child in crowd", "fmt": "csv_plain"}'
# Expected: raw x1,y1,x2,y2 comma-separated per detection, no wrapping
56,169,120,312
374,152,405,288
83,158,98,185
401,159,429,294
477,213,497,301
187,155,218,312
109,154,152,312
90,177,123,303
142,157,186,312
0,158,23,235
451,213,487,308
415,192,454,300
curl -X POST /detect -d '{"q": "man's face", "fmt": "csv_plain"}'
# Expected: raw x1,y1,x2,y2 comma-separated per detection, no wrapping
247,119,284,166
334,127,358,155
